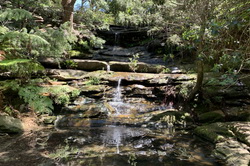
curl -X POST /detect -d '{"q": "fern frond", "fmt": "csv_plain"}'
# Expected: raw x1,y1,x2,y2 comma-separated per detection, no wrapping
0,8,33,22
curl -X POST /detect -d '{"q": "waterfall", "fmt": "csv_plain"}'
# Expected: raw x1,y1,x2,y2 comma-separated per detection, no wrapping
113,78,122,102
114,32,120,45
108,78,133,115
107,64,110,72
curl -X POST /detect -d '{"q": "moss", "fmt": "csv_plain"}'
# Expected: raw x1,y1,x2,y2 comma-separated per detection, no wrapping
194,123,235,143
198,111,225,124
150,111,192,125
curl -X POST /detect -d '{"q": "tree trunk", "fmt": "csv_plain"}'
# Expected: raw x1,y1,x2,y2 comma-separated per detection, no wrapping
61,0,76,30
187,60,204,101
186,1,208,102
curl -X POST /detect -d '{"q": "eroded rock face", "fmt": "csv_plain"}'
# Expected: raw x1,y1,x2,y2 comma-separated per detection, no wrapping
0,115,23,133
195,122,250,166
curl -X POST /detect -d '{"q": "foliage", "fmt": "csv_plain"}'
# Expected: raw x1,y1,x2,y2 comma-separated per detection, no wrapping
49,143,78,162
128,153,137,166
160,68,171,74
89,35,106,49
18,85,54,114
63,60,78,69
45,85,80,106
129,53,140,72
0,80,54,114
0,59,44,78
85,77,101,85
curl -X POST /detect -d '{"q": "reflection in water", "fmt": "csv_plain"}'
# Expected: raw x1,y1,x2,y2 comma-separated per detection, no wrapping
47,125,219,166
100,125,147,154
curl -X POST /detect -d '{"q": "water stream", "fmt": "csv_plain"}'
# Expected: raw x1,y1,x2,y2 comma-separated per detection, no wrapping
50,74,221,165
47,126,219,166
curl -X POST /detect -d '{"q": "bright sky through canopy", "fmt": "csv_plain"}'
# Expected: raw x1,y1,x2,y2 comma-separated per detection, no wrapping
74,0,82,10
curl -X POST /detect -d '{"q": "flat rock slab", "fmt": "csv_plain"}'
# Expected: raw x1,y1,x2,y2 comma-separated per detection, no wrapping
39,58,108,71
46,69,196,84
46,69,88,80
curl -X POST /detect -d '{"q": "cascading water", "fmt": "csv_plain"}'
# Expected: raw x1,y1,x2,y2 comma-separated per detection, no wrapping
109,78,132,115
113,78,122,102
114,32,120,45
107,64,110,72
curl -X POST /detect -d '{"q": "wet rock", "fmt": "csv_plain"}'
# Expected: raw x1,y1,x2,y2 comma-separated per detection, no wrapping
56,116,92,127
194,123,235,143
198,110,225,123
73,96,95,105
0,115,23,133
63,104,107,118
150,110,192,127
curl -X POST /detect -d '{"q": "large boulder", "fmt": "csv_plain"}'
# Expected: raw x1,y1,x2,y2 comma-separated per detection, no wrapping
74,59,108,71
0,115,23,133
195,122,250,166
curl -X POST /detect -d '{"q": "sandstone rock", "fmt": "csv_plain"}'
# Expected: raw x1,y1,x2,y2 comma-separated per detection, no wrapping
0,115,23,133
74,59,108,71
109,61,165,73
194,123,235,143
213,139,250,166
46,69,87,80
230,122,250,146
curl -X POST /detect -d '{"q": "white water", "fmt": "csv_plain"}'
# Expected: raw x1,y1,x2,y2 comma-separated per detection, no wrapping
107,64,110,72
109,78,132,115
113,78,122,102
114,32,119,44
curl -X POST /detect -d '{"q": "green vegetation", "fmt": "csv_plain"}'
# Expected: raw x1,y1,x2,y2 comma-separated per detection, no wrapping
129,53,140,72
0,0,249,121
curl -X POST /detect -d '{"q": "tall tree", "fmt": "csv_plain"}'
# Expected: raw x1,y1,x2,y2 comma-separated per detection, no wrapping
61,0,77,30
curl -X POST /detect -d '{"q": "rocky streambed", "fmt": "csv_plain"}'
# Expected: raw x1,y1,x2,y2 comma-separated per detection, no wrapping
1,27,250,165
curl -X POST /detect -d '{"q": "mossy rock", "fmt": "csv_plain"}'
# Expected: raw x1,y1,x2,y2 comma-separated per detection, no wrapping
150,110,192,126
42,116,57,124
198,111,225,124
224,107,250,121
0,115,23,133
194,122,235,143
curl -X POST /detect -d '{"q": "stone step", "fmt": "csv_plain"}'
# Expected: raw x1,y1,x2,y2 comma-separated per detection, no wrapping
39,57,185,74
46,69,196,83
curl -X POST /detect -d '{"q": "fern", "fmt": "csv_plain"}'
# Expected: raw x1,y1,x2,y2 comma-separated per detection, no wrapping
18,85,53,114
0,26,9,35
0,8,33,22
0,80,53,115
0,59,44,78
